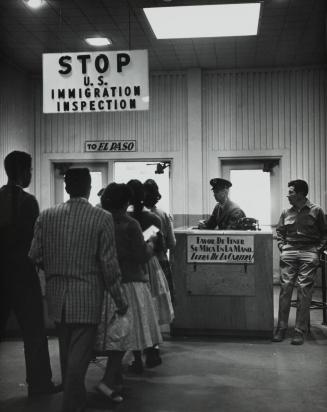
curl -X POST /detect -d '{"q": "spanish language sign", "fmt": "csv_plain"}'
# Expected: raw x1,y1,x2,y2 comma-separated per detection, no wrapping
85,140,136,152
43,50,149,113
187,235,254,264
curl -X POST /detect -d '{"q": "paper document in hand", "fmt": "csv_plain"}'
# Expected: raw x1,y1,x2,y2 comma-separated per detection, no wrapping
143,225,159,241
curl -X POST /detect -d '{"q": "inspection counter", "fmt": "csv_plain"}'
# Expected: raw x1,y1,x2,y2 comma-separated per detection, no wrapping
171,228,273,338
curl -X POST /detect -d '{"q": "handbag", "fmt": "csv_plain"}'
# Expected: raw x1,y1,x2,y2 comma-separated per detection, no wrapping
107,312,130,342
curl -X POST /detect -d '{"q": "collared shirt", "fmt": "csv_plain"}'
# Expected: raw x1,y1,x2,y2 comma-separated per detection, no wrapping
276,199,327,252
150,206,176,260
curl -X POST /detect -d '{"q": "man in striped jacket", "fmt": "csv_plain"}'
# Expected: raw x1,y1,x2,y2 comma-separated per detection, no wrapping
29,168,127,412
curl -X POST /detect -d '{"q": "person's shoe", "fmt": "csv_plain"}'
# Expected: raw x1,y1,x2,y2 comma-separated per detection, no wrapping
291,330,304,345
28,382,63,398
96,382,123,403
128,359,144,374
272,328,286,342
145,348,162,368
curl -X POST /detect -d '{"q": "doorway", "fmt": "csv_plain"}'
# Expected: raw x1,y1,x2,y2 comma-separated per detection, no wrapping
53,160,171,213
221,158,280,228
53,162,108,206
221,158,280,282
114,161,171,214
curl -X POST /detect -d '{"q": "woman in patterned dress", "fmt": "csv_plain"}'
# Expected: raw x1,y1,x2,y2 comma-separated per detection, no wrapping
95,183,162,401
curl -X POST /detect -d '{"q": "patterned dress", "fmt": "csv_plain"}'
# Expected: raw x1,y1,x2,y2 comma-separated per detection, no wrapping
95,212,162,352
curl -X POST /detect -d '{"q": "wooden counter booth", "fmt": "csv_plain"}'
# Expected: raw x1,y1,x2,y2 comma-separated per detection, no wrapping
171,228,274,338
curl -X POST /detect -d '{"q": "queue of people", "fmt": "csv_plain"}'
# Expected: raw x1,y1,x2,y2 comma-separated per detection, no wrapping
0,151,175,412
0,150,326,412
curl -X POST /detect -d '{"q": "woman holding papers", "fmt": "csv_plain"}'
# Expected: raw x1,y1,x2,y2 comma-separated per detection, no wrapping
127,180,174,370
95,183,162,402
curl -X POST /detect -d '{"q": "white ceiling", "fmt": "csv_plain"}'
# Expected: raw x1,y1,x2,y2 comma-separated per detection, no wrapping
0,0,326,74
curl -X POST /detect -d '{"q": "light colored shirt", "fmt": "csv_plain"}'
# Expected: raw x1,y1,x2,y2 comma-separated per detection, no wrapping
276,199,327,252
150,206,176,254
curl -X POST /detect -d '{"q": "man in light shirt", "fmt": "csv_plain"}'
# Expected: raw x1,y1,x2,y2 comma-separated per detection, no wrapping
272,179,326,345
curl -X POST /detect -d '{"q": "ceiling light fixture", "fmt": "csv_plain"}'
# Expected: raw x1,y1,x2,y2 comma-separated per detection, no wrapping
85,37,112,47
23,0,45,9
144,3,261,39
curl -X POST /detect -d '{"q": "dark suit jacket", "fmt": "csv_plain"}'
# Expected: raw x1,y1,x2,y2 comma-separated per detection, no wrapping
0,184,39,266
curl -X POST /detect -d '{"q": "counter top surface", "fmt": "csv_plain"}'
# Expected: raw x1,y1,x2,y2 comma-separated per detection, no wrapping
174,227,272,235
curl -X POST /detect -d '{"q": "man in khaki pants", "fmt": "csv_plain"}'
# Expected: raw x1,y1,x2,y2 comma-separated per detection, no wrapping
272,179,326,345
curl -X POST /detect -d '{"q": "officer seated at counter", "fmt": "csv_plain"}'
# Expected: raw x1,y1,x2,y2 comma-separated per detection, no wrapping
198,178,245,230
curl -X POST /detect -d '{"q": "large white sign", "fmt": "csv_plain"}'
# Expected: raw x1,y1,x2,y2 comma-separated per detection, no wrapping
187,235,254,264
43,50,149,113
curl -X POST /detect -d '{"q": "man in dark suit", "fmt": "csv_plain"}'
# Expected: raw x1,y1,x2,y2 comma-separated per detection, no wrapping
29,168,128,412
198,178,245,230
0,150,60,397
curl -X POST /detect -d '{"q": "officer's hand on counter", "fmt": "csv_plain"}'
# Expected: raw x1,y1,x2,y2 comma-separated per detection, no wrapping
198,220,206,229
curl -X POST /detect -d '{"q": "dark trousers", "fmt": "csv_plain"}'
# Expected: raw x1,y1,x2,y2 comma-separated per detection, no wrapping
56,322,97,412
102,350,125,390
0,260,53,390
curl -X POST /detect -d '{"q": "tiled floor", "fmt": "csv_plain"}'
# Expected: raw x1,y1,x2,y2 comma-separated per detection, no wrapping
1,287,326,412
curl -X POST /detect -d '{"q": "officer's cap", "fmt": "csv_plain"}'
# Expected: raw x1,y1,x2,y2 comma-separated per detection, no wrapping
210,178,232,191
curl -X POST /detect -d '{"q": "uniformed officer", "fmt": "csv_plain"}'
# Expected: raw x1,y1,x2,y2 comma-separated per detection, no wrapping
198,178,245,230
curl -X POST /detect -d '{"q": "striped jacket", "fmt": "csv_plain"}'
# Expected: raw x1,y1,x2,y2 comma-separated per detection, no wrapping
29,198,125,324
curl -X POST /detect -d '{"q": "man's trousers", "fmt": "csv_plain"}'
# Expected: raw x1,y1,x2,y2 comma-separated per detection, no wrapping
56,322,97,412
277,249,320,333
0,259,53,391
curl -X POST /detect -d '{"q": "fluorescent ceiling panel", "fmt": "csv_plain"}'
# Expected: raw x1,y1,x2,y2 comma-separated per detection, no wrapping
143,3,261,39
85,37,112,46
24,0,45,9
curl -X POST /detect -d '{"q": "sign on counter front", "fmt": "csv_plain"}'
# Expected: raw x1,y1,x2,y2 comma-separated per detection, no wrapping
85,140,136,152
43,50,149,113
187,235,254,264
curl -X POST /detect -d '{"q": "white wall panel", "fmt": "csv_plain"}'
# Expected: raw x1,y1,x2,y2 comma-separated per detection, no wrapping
203,68,327,209
36,72,187,154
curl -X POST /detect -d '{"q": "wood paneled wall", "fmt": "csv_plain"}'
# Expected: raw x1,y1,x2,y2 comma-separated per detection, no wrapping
0,60,34,187
1,62,326,215
203,68,327,210
36,73,187,154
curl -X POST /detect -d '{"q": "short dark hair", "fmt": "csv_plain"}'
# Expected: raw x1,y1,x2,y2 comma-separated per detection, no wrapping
101,183,132,211
144,179,161,208
127,179,144,215
64,168,91,197
4,151,31,180
288,179,308,197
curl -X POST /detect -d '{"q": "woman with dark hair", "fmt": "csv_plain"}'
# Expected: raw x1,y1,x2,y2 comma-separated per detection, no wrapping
143,179,176,302
95,183,162,402
127,179,174,370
